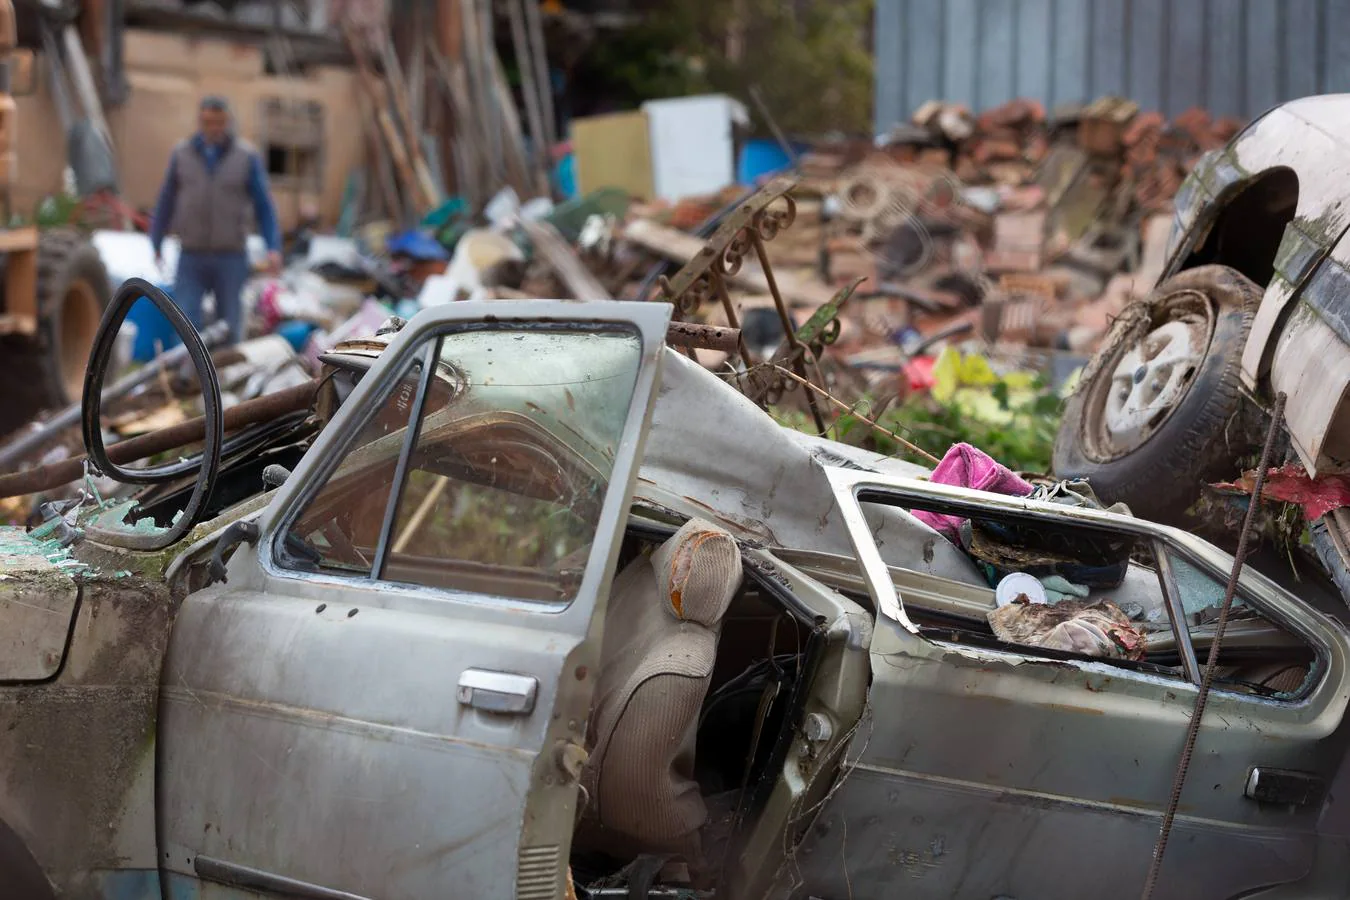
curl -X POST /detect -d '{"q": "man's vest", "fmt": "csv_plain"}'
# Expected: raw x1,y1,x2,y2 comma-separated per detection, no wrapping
168,137,257,253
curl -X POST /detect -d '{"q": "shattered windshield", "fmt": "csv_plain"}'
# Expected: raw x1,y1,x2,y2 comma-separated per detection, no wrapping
282,325,642,602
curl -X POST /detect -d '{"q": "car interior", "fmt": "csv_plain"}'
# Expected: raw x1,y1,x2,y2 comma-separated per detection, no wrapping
786,497,1320,701
568,516,816,896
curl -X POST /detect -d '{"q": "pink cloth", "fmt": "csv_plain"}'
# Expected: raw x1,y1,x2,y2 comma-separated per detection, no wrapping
913,442,1034,537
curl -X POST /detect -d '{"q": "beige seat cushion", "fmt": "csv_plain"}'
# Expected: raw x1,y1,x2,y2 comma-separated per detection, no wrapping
578,519,743,862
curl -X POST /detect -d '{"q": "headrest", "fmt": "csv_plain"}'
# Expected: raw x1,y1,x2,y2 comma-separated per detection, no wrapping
652,518,742,627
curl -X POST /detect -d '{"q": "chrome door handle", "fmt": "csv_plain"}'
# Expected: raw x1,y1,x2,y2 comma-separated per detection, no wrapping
1245,767,1324,807
457,669,538,715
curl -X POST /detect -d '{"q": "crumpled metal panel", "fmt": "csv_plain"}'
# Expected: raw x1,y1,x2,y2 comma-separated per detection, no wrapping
635,349,985,585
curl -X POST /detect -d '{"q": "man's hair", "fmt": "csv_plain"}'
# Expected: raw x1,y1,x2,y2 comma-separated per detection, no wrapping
199,95,231,114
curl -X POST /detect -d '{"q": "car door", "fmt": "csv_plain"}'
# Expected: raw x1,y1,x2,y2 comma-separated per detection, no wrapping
157,300,671,900
797,468,1350,900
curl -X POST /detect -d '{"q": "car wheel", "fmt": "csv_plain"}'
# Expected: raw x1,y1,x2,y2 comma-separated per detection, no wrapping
1311,510,1350,606
1054,265,1261,522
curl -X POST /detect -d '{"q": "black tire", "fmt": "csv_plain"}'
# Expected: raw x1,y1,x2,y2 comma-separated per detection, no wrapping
0,230,111,440
1053,265,1261,523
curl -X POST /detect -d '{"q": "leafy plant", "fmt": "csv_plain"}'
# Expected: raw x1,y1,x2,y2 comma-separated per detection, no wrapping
773,350,1066,474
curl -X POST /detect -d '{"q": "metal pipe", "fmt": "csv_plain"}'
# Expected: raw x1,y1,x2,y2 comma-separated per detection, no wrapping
0,320,230,471
664,321,741,355
0,380,318,499
1140,392,1288,900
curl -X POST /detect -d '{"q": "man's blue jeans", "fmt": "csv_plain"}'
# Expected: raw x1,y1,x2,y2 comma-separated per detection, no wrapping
172,251,251,344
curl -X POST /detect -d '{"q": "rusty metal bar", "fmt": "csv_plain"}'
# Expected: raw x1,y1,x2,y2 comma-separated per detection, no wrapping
1140,392,1288,900
0,380,319,499
664,321,741,355
710,272,754,364
750,231,826,433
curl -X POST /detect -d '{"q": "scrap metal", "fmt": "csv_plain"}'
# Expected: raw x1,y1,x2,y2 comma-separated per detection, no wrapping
656,175,856,433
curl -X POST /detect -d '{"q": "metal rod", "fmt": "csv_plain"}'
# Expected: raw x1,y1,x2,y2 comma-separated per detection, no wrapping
748,84,798,169
372,342,438,579
0,320,230,471
1140,392,1287,900
710,272,754,364
770,364,940,465
1151,539,1201,685
750,231,825,433
0,380,318,499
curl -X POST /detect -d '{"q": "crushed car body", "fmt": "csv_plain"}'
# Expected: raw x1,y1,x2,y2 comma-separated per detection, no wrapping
4,177,1350,900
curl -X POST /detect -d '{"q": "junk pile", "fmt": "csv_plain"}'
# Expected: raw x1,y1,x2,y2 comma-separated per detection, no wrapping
0,85,1232,523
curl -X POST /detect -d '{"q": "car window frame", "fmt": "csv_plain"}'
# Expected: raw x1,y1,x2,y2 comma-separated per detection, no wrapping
826,468,1330,703
264,313,657,616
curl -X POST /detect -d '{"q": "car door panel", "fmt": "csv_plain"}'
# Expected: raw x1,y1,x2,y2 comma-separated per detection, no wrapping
792,470,1350,900
158,302,671,900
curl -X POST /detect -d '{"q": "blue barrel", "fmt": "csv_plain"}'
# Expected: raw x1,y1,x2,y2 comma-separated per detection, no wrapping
737,139,803,186
128,284,183,362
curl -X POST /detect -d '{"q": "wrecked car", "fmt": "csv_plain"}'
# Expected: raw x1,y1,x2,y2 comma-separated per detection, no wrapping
1054,95,1350,583
4,285,1350,900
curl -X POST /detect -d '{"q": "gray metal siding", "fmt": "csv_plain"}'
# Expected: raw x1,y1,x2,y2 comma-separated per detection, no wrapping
874,0,1350,135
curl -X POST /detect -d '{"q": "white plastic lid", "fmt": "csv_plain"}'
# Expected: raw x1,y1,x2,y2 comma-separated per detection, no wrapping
995,572,1048,607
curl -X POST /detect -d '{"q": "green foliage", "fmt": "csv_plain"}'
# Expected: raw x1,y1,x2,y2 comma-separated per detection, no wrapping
701,0,875,135
773,378,1065,475
588,0,875,135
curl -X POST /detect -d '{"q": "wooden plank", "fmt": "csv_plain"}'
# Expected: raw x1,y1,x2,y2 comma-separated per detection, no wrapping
0,226,39,253
377,30,441,208
623,218,838,308
519,219,612,301
507,0,549,175
488,45,542,196
522,0,557,149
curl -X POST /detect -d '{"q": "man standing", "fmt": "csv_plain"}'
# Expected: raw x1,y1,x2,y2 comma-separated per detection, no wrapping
150,96,282,344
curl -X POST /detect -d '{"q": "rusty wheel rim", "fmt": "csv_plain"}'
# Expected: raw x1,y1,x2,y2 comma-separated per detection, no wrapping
1081,289,1215,463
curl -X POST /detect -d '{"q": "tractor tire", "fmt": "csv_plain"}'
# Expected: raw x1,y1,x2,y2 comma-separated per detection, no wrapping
1053,265,1262,523
0,230,111,442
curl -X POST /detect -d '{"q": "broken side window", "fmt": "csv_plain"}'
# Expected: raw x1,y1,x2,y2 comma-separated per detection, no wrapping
870,501,1184,678
1164,549,1318,699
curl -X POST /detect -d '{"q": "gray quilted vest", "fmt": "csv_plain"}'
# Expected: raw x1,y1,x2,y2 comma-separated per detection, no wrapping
168,137,256,253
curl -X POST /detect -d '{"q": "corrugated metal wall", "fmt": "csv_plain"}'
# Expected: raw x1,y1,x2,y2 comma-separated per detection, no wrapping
874,0,1350,135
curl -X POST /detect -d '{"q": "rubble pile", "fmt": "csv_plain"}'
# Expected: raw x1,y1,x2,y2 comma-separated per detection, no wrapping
0,92,1234,522
529,96,1239,394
